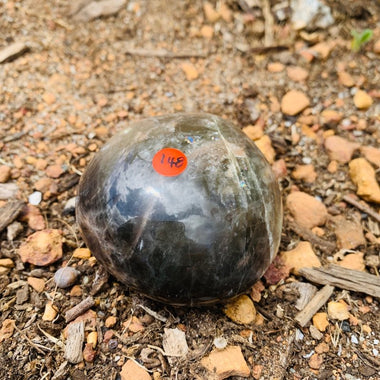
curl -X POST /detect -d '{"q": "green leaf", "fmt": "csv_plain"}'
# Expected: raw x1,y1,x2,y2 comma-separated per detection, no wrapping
351,29,373,52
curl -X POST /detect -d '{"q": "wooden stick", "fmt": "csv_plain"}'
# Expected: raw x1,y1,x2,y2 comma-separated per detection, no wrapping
299,265,380,298
262,0,274,47
125,47,207,59
64,321,84,364
288,220,336,254
0,200,24,232
65,296,94,323
343,194,380,223
294,284,334,327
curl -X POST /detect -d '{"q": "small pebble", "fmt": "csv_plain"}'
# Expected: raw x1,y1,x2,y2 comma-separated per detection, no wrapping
62,196,77,216
295,329,304,341
351,335,359,344
28,191,42,205
213,336,228,349
54,266,80,288
0,165,11,183
7,221,23,241
303,350,314,359
341,320,351,332
108,339,118,350
309,325,323,340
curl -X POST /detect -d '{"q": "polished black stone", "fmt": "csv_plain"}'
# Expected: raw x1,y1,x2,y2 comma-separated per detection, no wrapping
76,113,282,305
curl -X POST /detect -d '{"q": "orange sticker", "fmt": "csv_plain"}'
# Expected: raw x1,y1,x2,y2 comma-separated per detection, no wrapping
152,148,187,177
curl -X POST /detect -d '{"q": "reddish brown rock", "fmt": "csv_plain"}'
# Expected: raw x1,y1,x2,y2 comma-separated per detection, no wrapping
374,39,380,54
280,241,321,275
34,177,53,193
335,252,365,271
242,124,264,141
320,110,343,126
181,62,199,80
0,319,15,343
310,41,333,59
327,300,350,320
42,92,56,105
349,158,380,204
254,135,275,164
0,165,11,183
324,135,360,163
83,343,96,362
223,295,256,324
263,255,290,285
281,90,310,116
27,277,45,293
286,191,328,229
46,164,64,178
42,301,58,321
267,62,284,73
313,312,329,332
203,2,220,23
73,247,91,259
360,146,380,168
354,90,373,110
286,66,308,82
19,229,63,266
120,359,151,380
201,346,251,379
20,204,46,230
332,215,366,250
315,342,329,354
272,159,287,180
291,164,317,183
338,71,355,87
309,353,323,370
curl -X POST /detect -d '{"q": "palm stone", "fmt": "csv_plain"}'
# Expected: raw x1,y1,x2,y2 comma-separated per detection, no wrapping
76,113,282,305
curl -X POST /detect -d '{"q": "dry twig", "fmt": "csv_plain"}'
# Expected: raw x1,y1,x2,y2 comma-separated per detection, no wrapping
0,200,24,233
343,194,380,223
65,296,95,323
295,284,335,327
125,47,207,58
299,265,380,298
288,220,336,254
261,0,274,46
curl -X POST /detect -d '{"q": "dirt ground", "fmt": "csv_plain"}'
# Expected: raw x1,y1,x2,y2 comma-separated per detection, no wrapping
0,1,379,379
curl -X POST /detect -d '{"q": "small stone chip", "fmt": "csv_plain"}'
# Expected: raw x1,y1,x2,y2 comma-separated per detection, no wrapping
27,277,45,293
201,346,251,380
0,258,14,268
181,62,199,80
281,241,321,276
42,301,58,321
349,158,380,204
120,359,151,380
0,165,11,183
0,319,15,343
73,247,91,259
312,312,329,332
19,229,63,266
286,191,327,229
324,135,360,164
353,90,373,109
281,90,310,116
223,295,256,325
327,301,350,320
254,135,276,164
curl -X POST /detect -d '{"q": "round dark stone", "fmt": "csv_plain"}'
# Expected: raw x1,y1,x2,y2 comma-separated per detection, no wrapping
76,113,282,305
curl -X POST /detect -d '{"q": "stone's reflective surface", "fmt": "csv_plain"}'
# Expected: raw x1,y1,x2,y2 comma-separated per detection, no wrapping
77,113,282,305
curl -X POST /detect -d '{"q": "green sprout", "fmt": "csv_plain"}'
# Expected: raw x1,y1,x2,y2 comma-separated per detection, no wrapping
351,29,373,52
